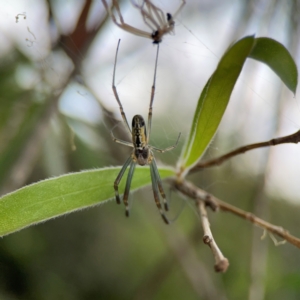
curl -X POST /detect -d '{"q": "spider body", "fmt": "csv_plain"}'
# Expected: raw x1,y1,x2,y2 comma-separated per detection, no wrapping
111,40,180,223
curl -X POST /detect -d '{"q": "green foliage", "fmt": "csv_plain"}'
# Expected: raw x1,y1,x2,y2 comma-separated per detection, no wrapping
0,36,297,238
0,3,300,298
179,36,298,173
0,52,42,185
0,167,174,236
249,37,298,93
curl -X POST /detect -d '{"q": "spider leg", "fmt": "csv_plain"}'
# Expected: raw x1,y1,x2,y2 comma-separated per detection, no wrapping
141,13,158,32
102,0,124,23
151,156,169,212
112,40,132,136
111,0,153,37
147,42,160,143
172,0,186,20
110,130,134,148
141,0,181,38
144,0,166,28
123,160,136,217
111,0,124,23
117,24,153,39
103,1,152,39
114,156,133,204
131,0,161,31
150,160,169,224
150,132,181,153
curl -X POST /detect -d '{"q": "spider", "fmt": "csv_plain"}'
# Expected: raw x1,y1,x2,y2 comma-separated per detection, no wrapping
111,39,181,224
102,0,186,44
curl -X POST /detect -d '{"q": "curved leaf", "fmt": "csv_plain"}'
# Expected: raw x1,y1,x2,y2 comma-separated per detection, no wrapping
179,35,298,176
249,37,298,94
179,36,256,173
0,167,175,236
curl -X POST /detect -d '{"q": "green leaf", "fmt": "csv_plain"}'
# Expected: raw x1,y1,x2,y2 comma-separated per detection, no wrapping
0,167,175,236
179,36,256,173
178,36,298,176
249,37,298,94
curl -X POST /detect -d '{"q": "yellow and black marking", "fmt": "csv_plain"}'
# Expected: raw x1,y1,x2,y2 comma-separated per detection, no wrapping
132,115,147,148
132,115,151,166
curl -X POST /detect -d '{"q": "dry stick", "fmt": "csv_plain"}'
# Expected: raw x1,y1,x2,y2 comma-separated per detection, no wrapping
135,204,227,299
198,201,229,272
174,180,300,249
190,129,300,172
159,219,225,298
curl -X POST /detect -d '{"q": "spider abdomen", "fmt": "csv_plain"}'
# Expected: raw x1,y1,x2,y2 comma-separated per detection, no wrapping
132,115,147,148
132,115,150,165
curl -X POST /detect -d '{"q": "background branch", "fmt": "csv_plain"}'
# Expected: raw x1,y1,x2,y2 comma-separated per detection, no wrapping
190,129,300,173
173,180,300,249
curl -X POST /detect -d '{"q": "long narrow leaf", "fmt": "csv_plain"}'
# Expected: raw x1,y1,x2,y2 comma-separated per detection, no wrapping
0,167,175,236
179,36,298,176
179,35,256,173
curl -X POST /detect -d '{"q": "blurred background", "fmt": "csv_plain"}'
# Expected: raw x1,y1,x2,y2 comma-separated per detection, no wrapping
0,0,300,299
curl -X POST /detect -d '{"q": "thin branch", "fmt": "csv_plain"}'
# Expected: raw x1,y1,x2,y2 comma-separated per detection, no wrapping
190,129,300,173
159,218,226,298
135,203,227,299
173,180,300,249
198,201,229,272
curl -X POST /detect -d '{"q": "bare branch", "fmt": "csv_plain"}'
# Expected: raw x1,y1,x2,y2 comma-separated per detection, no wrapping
190,129,300,173
173,180,300,249
199,201,229,272
159,219,226,298
137,201,225,299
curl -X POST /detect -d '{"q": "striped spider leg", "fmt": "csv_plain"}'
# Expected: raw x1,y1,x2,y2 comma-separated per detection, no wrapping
102,0,186,44
111,40,181,224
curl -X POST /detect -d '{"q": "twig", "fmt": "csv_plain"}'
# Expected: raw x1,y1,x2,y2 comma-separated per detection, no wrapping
173,180,300,249
159,217,226,298
198,201,229,272
135,204,227,299
190,129,300,172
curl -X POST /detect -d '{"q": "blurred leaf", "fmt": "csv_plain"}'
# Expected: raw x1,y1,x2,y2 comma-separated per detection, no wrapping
0,167,175,236
0,50,45,185
281,273,300,290
249,37,298,94
0,101,46,185
0,51,31,128
179,35,255,172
